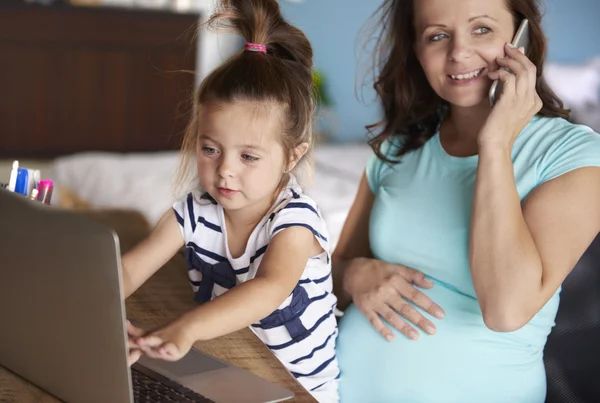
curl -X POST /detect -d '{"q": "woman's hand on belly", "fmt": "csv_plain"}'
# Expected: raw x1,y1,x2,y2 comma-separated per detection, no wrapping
343,257,445,341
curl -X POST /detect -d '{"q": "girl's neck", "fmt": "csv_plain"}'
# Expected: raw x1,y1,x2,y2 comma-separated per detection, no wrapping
222,190,279,259
222,191,279,233
440,102,490,157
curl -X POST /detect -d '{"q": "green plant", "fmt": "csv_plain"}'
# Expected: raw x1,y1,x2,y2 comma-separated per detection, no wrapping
312,70,333,108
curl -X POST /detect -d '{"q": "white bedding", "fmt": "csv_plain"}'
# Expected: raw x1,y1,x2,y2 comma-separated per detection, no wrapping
49,56,600,249
53,144,372,248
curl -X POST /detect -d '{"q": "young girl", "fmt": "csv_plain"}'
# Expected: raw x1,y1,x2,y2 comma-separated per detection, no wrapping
121,0,339,401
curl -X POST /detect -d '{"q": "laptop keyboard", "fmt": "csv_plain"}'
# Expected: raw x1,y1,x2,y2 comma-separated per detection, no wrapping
132,365,215,403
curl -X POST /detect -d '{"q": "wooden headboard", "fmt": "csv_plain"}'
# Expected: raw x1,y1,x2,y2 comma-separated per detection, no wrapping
0,2,199,158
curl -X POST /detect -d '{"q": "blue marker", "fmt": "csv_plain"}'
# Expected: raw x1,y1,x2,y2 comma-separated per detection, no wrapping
14,168,35,196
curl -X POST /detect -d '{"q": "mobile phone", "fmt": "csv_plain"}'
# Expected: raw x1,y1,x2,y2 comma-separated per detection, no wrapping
489,19,530,107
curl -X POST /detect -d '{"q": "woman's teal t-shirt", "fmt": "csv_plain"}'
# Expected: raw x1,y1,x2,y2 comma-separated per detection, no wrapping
336,116,600,403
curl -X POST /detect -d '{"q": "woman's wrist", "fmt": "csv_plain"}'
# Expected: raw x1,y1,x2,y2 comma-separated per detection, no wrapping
341,257,359,293
333,256,363,310
477,139,513,161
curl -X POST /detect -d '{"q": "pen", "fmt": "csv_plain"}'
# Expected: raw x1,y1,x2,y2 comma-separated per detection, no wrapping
7,161,18,192
32,170,41,189
29,189,39,201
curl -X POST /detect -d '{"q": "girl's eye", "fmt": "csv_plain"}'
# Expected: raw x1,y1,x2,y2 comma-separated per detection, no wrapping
474,26,491,35
241,154,259,162
429,33,449,42
202,146,218,155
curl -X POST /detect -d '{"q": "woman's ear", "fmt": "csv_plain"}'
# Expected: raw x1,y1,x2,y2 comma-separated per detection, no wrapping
286,142,309,173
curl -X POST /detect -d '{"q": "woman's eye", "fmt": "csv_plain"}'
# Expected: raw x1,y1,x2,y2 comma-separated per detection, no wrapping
474,26,491,35
241,154,259,162
202,146,218,155
429,33,449,42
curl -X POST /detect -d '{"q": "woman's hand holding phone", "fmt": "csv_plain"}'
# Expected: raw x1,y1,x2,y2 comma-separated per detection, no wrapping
479,43,543,150
488,19,530,107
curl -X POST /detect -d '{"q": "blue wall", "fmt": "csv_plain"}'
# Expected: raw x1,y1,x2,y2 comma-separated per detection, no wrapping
543,0,600,63
280,0,381,142
280,0,600,142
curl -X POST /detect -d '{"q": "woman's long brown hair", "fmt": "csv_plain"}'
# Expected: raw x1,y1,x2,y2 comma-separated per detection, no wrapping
366,0,570,162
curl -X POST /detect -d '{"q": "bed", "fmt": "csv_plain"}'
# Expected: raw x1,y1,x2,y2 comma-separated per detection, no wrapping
46,57,600,249
51,143,372,249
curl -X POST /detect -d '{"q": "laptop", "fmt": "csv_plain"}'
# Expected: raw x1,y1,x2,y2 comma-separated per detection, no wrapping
0,188,294,403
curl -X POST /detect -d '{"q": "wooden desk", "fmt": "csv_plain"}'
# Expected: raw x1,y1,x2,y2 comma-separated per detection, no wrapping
0,210,315,402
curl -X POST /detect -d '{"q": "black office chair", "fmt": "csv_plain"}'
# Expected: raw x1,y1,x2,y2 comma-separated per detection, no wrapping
544,233,600,403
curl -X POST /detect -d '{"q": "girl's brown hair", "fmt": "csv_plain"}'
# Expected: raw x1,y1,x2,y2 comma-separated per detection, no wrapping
175,0,314,194
367,0,570,162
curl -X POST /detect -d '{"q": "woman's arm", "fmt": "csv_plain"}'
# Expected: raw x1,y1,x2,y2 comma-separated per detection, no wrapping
471,150,600,332
332,173,444,341
472,45,600,332
332,173,375,309
121,209,184,299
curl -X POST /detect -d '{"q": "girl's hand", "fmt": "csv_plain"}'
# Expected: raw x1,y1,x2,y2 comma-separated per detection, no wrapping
126,320,145,366
480,43,543,150
343,257,445,342
135,318,196,362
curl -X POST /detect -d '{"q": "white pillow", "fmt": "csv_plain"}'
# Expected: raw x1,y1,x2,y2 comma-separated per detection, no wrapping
544,58,600,109
53,152,181,226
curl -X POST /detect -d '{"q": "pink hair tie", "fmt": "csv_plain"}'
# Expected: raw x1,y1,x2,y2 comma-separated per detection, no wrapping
244,42,267,54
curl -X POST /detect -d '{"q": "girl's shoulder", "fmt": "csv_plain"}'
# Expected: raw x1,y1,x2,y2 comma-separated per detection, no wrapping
267,179,329,246
172,192,222,240
271,180,323,223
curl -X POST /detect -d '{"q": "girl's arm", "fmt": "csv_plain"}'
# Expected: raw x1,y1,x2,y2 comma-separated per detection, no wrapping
187,226,320,338
121,209,184,299
135,225,321,360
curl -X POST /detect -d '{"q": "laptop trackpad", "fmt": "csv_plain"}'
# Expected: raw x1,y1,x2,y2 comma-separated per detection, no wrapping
144,348,227,377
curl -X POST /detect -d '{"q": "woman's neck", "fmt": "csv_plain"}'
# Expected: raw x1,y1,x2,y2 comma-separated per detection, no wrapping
441,102,491,157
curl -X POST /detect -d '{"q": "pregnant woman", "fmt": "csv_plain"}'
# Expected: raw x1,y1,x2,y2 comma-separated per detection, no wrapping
332,0,600,401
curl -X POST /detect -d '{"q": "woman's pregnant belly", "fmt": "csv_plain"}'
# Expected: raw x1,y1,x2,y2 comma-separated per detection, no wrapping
336,281,548,403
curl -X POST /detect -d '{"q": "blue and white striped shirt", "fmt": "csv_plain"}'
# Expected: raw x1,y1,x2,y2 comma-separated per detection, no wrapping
172,177,339,396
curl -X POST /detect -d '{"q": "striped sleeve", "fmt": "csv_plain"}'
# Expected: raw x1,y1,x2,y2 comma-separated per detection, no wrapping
172,193,195,242
268,195,330,255
173,193,223,243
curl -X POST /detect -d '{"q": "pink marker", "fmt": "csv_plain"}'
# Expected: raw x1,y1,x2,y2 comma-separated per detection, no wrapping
36,180,54,205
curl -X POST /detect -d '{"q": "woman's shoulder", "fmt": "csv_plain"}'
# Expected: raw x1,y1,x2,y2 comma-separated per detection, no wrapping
376,135,408,160
365,135,411,192
516,115,600,158
521,115,600,145
518,115,600,184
